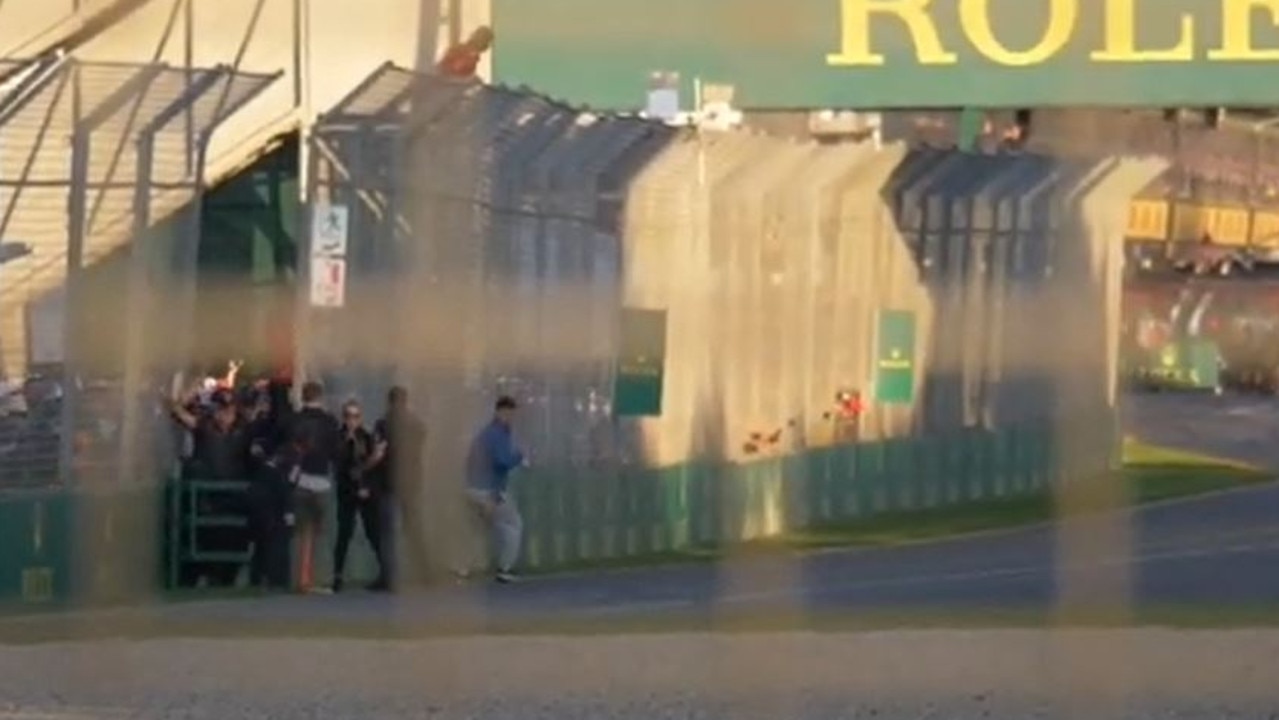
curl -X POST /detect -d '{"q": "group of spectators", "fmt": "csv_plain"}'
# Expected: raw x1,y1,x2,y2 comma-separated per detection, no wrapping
168,361,531,592
0,377,60,490
0,374,123,490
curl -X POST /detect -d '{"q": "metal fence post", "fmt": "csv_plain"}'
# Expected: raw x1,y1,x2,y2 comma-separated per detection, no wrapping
55,62,164,487
118,68,227,488
57,128,90,488
292,128,322,400
114,129,155,489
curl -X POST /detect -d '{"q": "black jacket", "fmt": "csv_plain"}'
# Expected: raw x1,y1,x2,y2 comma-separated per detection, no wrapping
336,425,375,497
290,406,340,476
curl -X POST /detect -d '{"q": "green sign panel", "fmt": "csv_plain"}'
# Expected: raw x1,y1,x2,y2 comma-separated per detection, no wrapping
876,309,916,405
614,308,667,417
494,0,1279,109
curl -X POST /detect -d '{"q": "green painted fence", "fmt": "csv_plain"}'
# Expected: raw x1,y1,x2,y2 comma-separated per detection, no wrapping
0,414,1112,609
514,417,1109,571
0,484,165,609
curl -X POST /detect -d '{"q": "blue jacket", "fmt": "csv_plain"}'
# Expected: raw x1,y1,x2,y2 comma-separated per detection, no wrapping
466,419,524,497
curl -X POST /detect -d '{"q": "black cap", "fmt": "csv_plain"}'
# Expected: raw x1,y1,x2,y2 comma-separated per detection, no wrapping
495,395,518,411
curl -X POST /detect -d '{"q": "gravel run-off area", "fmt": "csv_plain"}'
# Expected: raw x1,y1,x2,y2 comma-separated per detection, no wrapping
1,630,1278,719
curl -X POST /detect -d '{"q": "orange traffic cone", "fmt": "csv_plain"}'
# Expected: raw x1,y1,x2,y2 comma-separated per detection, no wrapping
297,527,314,592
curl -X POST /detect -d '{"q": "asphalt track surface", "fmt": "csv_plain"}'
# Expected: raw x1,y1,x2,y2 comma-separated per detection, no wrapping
92,480,1274,633
14,392,1272,636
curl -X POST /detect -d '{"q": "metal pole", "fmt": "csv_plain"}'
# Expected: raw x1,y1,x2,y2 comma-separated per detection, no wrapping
103,66,223,488
176,136,208,399
58,129,90,487
292,130,321,402
1249,117,1279,207
117,130,155,486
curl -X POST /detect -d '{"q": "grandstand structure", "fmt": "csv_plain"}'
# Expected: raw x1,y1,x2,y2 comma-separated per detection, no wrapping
776,105,1279,278
0,0,490,491
0,0,489,378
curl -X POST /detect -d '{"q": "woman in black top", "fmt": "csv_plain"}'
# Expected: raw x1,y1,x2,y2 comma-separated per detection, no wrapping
332,399,387,592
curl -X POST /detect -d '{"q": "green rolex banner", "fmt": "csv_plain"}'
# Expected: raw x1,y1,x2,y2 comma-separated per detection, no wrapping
875,309,917,405
614,308,667,417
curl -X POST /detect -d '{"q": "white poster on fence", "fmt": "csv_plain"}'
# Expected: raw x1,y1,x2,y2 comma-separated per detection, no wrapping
310,257,347,308
311,203,350,258
26,288,65,365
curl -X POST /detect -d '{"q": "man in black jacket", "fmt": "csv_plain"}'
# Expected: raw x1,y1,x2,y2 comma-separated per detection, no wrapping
168,388,251,587
244,383,292,590
289,381,340,592
247,432,300,590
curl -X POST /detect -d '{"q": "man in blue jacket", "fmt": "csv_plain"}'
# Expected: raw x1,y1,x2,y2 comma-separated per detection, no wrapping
465,395,527,583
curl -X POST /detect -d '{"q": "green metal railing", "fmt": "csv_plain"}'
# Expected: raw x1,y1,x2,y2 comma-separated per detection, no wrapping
165,478,251,589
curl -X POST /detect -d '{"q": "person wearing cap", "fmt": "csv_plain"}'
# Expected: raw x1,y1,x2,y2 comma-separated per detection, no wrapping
464,395,528,583
168,386,251,587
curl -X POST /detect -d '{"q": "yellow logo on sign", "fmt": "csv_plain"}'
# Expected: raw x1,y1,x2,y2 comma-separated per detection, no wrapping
21,567,54,603
879,348,913,370
829,0,1279,68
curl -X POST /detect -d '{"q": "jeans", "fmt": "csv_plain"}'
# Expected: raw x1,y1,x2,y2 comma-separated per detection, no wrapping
465,489,523,573
247,481,291,589
333,492,386,583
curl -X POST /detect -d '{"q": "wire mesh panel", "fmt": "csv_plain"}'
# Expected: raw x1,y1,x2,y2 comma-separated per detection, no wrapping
522,115,651,467
305,64,1167,573
0,60,161,489
779,144,872,447
623,132,750,464
828,148,909,446
713,140,817,462
312,71,669,465
0,59,275,494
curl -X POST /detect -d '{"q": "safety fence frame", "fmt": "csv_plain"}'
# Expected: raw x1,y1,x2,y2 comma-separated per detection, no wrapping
292,66,1168,580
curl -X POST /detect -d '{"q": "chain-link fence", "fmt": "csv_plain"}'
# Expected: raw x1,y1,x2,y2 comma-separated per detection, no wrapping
305,66,1166,572
0,58,276,494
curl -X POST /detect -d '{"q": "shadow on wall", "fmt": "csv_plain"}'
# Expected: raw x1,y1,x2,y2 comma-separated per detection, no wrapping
887,151,1082,501
884,149,1166,501
660,142,1163,544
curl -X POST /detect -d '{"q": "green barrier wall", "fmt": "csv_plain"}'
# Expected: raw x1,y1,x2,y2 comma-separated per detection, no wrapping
512,419,1106,572
0,485,164,608
1,416,1111,607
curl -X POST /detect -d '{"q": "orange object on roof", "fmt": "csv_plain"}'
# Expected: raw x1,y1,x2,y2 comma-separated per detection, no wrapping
436,26,493,79
438,45,482,78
